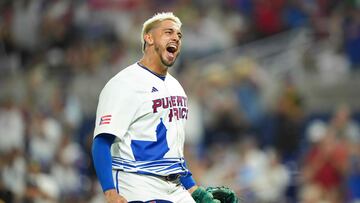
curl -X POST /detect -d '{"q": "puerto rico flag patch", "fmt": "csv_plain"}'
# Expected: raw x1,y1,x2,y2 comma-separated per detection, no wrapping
99,115,112,125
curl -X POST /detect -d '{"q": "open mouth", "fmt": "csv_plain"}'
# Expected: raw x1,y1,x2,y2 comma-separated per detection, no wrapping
166,44,177,54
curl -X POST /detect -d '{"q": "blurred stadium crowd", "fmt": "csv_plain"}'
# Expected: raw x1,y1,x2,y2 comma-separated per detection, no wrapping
0,0,360,203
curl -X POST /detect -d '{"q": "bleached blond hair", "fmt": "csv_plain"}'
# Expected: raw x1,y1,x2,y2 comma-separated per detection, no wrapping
141,12,182,52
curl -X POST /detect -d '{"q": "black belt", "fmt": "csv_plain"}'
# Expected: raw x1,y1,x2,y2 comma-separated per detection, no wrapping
158,174,181,182
114,170,181,182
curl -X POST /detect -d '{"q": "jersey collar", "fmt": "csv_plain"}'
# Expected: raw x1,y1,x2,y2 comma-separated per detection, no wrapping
137,62,166,81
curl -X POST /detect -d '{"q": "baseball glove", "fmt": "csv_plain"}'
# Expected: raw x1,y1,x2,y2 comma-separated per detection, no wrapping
206,186,240,203
192,187,221,203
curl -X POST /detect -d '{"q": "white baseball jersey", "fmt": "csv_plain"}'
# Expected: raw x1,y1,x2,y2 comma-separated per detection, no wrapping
94,62,190,177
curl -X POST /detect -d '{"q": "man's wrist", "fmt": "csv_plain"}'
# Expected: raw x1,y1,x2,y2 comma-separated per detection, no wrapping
104,188,117,196
188,185,199,194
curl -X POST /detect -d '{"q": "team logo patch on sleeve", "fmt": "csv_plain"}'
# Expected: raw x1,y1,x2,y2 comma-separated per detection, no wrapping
99,115,112,125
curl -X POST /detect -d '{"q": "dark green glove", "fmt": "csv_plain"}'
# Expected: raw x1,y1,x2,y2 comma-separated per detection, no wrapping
192,187,221,203
206,186,240,203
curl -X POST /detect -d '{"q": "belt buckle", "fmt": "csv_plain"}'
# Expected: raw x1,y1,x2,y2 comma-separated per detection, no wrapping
165,174,180,181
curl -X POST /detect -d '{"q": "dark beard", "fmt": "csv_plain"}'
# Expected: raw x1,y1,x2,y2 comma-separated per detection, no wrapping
161,57,174,67
155,44,175,67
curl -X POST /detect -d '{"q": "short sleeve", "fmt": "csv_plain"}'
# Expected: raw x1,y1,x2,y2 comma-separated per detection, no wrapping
93,79,139,139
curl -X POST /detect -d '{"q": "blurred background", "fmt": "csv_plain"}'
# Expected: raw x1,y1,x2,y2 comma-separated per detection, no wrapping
0,0,360,202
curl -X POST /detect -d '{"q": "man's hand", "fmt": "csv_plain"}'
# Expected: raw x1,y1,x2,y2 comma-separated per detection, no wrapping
191,186,221,203
206,186,239,203
104,189,128,203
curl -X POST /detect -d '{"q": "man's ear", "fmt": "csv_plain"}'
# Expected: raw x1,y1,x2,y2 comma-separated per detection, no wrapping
144,33,154,47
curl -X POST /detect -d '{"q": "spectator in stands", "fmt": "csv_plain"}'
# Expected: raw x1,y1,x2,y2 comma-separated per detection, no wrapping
253,0,285,37
273,79,304,162
0,97,25,154
347,139,360,202
199,63,245,147
231,57,266,133
301,128,348,203
328,105,360,202
251,148,290,203
329,104,360,143
342,4,360,70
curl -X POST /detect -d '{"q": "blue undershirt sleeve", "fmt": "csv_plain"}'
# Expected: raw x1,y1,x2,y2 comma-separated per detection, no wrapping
92,133,116,192
180,161,196,189
180,174,196,189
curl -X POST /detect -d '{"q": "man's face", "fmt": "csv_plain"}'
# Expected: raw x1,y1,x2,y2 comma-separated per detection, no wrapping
151,20,182,67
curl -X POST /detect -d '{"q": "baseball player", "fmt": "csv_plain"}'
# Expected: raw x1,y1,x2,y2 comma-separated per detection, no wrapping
92,12,239,203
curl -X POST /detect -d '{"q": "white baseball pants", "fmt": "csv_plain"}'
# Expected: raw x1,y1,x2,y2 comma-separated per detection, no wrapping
112,170,196,203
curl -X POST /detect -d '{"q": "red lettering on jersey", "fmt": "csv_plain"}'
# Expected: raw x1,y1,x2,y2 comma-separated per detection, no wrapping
177,96,184,106
181,108,187,119
152,99,162,113
171,96,176,107
153,96,189,122
162,97,170,109
168,108,173,122
173,108,179,120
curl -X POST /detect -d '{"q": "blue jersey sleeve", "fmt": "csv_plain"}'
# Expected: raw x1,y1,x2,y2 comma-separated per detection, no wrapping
180,173,196,189
92,133,116,192
180,161,196,189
